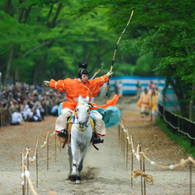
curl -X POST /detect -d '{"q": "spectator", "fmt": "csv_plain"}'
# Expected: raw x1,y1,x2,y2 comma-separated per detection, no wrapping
136,81,142,98
118,81,123,96
0,81,67,126
50,102,60,117
114,81,119,95
21,100,33,121
28,102,42,122
10,108,23,125
99,83,107,98
149,81,156,90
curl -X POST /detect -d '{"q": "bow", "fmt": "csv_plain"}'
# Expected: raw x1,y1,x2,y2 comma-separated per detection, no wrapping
105,7,135,107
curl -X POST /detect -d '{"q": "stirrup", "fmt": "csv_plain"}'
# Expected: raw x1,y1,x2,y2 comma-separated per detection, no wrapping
57,129,67,138
93,134,104,144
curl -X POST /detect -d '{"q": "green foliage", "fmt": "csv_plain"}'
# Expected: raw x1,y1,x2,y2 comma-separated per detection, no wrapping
113,62,135,76
0,0,118,84
0,0,194,116
133,53,154,76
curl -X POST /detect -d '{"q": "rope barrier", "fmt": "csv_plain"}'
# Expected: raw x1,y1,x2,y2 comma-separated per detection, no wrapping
158,104,195,140
118,120,195,169
16,116,194,194
131,169,154,185
22,165,38,195
20,129,57,194
118,119,194,195
40,130,55,148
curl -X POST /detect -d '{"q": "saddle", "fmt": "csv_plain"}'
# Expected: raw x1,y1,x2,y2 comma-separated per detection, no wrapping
58,116,101,150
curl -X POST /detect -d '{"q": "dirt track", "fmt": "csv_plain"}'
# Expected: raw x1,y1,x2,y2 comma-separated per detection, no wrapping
0,97,194,195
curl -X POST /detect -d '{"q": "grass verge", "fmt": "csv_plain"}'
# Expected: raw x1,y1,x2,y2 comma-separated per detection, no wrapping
156,116,195,157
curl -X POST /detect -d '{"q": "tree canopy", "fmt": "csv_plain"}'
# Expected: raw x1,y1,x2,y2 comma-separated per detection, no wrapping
0,0,194,116
73,0,195,115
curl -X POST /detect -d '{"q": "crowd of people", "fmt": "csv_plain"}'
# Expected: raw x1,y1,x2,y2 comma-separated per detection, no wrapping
137,81,159,119
0,79,160,127
0,82,66,126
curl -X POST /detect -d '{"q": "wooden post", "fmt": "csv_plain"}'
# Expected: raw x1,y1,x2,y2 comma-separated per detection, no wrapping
21,152,25,195
26,147,30,195
139,143,143,195
47,134,49,171
143,150,146,195
121,128,123,153
126,136,129,171
36,147,38,188
131,135,134,189
189,155,192,195
123,130,125,159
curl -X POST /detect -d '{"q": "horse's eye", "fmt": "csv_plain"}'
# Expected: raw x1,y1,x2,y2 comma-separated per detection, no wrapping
87,109,89,112
77,108,79,111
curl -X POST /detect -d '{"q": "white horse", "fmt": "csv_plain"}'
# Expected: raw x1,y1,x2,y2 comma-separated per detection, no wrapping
68,95,93,183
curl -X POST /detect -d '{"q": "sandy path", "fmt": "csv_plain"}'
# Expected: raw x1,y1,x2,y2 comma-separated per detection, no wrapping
0,99,194,195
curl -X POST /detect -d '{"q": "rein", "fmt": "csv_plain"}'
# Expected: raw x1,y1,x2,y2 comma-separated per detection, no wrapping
74,124,88,132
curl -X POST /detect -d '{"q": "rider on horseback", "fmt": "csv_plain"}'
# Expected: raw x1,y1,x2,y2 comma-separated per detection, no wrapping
44,62,113,144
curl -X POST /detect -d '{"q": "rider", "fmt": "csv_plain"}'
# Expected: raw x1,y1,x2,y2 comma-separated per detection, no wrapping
44,62,113,143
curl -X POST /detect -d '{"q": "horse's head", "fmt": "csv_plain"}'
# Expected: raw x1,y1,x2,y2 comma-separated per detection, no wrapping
75,95,90,129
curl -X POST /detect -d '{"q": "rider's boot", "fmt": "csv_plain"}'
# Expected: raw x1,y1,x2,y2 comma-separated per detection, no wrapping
93,132,104,144
57,129,67,138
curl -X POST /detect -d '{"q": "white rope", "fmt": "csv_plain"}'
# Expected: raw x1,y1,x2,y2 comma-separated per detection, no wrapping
119,121,195,169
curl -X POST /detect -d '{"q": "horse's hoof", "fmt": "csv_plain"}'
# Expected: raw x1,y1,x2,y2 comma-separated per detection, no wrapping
75,180,80,184
75,176,81,184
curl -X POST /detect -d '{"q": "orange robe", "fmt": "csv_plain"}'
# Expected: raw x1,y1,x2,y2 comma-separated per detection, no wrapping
49,75,109,110
152,95,158,111
90,94,122,109
137,94,151,108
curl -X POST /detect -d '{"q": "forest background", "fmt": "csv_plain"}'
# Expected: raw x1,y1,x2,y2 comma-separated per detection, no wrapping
0,0,194,117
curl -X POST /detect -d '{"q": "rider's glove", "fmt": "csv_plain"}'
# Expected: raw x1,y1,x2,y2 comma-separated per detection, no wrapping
106,71,113,78
88,103,93,108
44,81,50,86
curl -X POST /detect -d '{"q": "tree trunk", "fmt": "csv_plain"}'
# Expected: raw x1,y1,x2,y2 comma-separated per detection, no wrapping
189,79,195,120
169,78,190,116
4,0,14,16
5,46,15,82
33,64,39,85
23,5,32,23
50,3,63,28
33,55,47,85
15,68,20,82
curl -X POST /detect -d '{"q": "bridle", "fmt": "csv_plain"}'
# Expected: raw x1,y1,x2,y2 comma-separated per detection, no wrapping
74,103,91,131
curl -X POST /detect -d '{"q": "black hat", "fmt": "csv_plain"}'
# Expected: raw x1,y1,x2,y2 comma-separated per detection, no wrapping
78,69,90,78
79,61,88,69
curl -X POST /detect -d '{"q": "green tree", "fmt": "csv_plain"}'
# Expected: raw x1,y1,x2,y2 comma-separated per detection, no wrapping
75,0,194,116
0,0,117,84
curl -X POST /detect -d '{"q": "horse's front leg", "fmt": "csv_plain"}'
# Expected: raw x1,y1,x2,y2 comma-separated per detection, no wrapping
70,141,78,177
76,145,89,183
67,145,72,175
